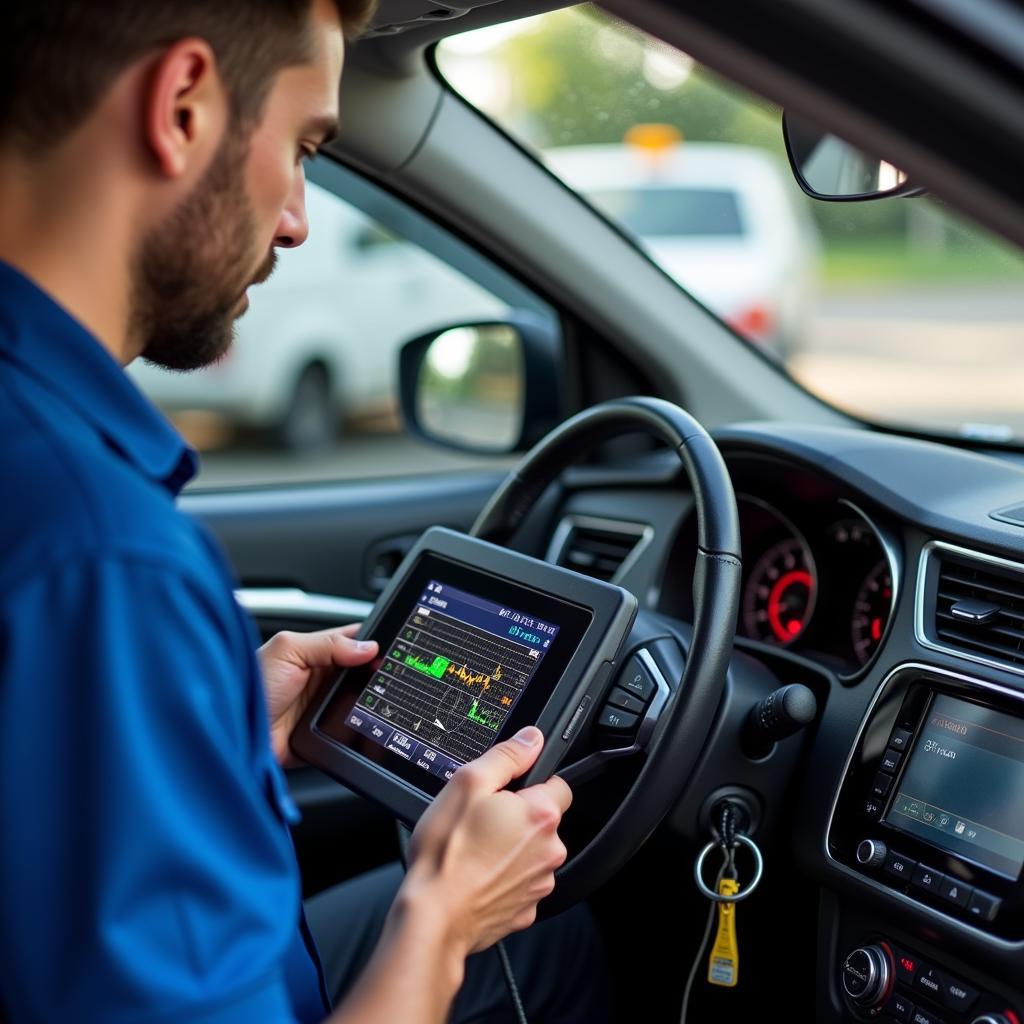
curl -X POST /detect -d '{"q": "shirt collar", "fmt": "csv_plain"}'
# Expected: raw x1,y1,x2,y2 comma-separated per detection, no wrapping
0,260,197,495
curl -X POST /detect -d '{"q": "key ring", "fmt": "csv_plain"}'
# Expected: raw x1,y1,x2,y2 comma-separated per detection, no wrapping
694,834,764,902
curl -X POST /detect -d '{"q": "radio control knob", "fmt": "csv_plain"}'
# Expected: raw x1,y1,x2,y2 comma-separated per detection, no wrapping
842,944,892,1007
856,839,888,868
971,1016,1013,1024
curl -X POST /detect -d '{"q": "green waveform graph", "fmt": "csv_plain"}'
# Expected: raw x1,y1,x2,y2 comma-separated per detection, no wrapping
467,698,501,731
404,653,451,679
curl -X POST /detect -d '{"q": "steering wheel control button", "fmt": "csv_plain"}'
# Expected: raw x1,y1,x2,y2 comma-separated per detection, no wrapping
941,974,979,1014
966,889,1002,923
889,727,914,752
911,863,945,895
880,747,904,773
939,876,973,909
618,656,657,702
856,838,888,868
915,965,946,1003
885,851,916,882
885,992,915,1022
597,705,639,733
842,945,891,1007
606,687,645,715
872,771,895,799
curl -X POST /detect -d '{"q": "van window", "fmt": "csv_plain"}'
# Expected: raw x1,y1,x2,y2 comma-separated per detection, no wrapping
586,187,744,238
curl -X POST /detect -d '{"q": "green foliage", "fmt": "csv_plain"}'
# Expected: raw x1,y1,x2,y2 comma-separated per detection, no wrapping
499,6,781,152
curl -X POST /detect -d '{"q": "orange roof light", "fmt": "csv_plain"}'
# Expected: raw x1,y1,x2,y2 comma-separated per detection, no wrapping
624,123,683,152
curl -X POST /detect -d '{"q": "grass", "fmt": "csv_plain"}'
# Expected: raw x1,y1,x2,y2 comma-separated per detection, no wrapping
821,238,1024,289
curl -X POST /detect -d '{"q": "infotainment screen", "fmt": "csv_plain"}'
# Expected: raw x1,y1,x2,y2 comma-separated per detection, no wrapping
341,579,560,785
885,693,1024,880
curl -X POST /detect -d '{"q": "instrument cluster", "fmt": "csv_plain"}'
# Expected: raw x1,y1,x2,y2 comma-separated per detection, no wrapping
736,495,895,673
659,454,899,676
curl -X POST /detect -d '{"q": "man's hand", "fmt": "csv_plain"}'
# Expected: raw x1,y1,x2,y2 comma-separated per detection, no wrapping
400,726,571,957
258,625,378,767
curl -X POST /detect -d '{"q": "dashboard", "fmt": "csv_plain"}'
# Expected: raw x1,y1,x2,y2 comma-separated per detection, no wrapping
546,422,1024,1023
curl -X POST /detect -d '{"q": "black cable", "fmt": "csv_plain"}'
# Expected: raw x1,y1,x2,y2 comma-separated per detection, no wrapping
496,938,529,1024
396,822,528,1024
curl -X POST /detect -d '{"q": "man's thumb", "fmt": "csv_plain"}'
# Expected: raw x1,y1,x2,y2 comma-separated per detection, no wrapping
466,726,544,791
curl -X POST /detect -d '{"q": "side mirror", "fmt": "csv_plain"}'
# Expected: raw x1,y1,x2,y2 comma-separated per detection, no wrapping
783,111,922,201
398,315,562,454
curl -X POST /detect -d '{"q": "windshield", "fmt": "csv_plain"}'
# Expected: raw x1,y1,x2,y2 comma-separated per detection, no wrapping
436,5,1024,444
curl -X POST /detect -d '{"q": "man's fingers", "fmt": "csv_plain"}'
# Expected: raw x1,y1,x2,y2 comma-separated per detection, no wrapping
455,727,544,793
268,625,377,668
527,773,573,816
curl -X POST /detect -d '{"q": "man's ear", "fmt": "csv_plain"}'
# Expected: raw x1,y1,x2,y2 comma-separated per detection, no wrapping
144,38,227,179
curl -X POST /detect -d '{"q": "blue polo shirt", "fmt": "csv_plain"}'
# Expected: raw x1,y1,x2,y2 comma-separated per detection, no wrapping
0,262,330,1023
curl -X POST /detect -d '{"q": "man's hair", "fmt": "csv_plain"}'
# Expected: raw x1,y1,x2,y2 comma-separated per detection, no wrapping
2,0,377,154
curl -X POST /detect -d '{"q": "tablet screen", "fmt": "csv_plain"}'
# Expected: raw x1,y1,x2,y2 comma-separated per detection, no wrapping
313,551,593,797
345,579,560,782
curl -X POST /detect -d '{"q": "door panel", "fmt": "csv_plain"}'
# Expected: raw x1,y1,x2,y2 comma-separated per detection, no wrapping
183,472,502,600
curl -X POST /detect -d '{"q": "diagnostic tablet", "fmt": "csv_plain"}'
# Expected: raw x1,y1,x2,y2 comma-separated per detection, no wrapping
291,527,637,824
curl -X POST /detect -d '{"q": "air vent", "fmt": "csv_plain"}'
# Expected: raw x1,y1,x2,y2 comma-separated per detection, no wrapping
931,549,1024,669
548,516,652,583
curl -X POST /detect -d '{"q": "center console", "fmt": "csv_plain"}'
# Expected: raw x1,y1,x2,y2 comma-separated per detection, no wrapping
829,665,1024,942
827,664,1024,1021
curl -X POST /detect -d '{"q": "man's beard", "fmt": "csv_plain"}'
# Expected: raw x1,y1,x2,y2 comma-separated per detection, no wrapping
132,135,275,372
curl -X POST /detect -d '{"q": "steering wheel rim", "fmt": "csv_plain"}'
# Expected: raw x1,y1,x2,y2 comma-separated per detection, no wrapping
471,396,742,916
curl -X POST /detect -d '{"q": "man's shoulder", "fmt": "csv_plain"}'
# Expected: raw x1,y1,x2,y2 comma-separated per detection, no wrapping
0,365,209,589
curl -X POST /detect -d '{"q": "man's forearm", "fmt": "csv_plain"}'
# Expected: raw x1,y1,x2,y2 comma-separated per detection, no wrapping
326,874,467,1024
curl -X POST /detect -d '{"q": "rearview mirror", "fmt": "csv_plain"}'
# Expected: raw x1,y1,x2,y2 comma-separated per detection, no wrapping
783,112,921,201
398,315,562,454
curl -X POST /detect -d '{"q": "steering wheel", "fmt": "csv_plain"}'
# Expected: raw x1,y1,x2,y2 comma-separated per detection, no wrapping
470,396,741,916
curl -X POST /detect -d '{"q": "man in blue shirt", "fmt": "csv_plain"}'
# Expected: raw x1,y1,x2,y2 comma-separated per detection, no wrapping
0,1,609,1021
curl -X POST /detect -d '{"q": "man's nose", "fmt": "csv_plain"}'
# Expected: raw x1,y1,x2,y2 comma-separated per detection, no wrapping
274,175,309,249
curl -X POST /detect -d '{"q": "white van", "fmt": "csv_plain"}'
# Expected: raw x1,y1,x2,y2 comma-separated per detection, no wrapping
129,180,507,449
543,139,821,358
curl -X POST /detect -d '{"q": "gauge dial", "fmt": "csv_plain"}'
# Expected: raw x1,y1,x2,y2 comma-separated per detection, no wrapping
742,537,818,645
851,558,893,664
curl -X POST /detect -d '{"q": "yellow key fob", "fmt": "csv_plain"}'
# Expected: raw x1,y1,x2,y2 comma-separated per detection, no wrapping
707,878,740,987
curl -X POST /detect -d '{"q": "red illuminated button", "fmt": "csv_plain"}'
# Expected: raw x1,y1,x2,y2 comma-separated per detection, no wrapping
894,949,920,985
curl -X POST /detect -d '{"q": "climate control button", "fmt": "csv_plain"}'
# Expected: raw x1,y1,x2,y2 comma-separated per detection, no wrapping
841,944,892,1008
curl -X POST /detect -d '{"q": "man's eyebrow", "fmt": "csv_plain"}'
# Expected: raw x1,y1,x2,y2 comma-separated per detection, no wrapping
306,114,340,147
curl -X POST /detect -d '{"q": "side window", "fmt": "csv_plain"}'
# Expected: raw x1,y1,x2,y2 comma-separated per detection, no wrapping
128,159,556,488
